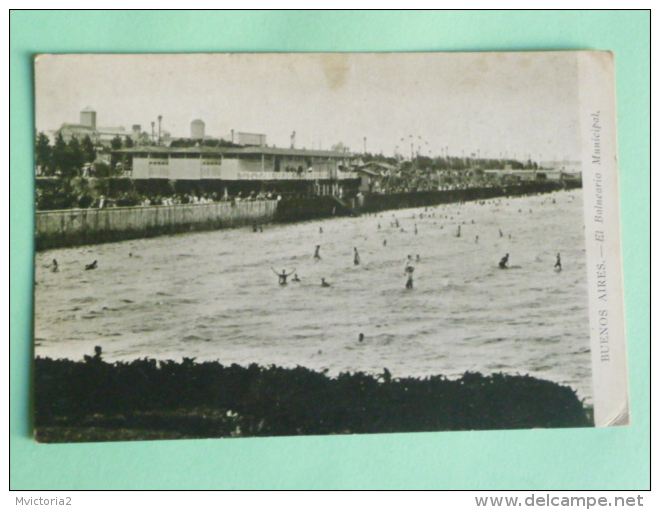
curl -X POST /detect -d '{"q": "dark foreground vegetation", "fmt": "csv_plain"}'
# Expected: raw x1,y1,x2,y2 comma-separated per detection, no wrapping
34,353,592,443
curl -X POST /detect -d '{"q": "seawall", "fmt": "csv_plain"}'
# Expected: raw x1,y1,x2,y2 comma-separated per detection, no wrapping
353,181,578,213
273,195,358,223
35,200,277,251
35,182,580,251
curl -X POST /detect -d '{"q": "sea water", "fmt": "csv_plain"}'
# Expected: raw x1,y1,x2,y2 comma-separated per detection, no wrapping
34,189,592,404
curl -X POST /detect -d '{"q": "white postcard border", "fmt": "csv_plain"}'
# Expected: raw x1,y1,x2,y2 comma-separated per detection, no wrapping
579,51,629,427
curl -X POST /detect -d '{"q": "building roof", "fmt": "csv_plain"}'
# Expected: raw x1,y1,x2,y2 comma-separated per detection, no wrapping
81,106,95,113
115,145,354,158
354,167,382,177
364,161,397,171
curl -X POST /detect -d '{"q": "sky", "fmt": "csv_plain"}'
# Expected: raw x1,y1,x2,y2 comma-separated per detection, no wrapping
35,52,581,162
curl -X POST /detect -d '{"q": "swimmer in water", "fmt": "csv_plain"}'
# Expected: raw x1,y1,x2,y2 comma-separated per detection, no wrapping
354,247,360,265
292,273,301,282
404,262,415,290
383,239,387,246
359,333,364,342
498,253,509,269
475,235,479,244
272,267,295,285
50,259,59,272
314,245,321,259
378,223,381,229
321,278,331,287
455,225,461,238
554,253,562,271
414,224,418,235
85,260,97,271
416,254,421,262
319,227,323,234
499,229,504,238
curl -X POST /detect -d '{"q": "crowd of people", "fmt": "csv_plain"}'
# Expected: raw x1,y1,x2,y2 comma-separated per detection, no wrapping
36,187,285,211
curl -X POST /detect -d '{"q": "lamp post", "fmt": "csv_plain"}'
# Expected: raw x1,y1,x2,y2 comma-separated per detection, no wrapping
158,115,162,146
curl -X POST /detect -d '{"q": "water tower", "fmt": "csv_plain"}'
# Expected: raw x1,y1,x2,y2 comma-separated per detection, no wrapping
191,119,205,139
80,107,96,129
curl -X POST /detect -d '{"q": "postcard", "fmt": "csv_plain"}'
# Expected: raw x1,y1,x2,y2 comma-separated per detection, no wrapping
32,51,628,442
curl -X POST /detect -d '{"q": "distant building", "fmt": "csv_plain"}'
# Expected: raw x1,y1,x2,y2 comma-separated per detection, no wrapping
236,132,267,147
355,167,384,193
540,160,582,173
354,161,396,193
484,168,582,183
54,108,131,146
80,106,96,130
55,123,98,143
191,119,205,139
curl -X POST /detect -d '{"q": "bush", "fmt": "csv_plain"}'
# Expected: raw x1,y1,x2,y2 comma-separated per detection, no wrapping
34,352,591,442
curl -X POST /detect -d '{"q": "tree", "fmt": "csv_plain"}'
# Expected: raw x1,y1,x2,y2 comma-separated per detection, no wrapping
110,135,123,151
124,136,134,148
50,133,69,176
110,135,123,169
66,137,85,177
81,135,96,165
35,132,52,175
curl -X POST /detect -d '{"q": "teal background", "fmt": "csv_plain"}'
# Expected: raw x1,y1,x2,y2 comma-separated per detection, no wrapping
10,11,650,489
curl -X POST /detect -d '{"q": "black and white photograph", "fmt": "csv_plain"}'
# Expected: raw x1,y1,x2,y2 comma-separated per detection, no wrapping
32,52,628,443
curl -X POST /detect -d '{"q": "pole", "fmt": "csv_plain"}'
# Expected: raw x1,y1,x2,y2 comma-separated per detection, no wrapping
158,115,162,146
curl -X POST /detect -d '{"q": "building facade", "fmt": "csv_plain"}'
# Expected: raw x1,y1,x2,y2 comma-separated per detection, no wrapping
116,145,359,194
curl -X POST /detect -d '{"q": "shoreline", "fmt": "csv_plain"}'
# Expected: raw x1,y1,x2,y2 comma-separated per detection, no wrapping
35,181,579,251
